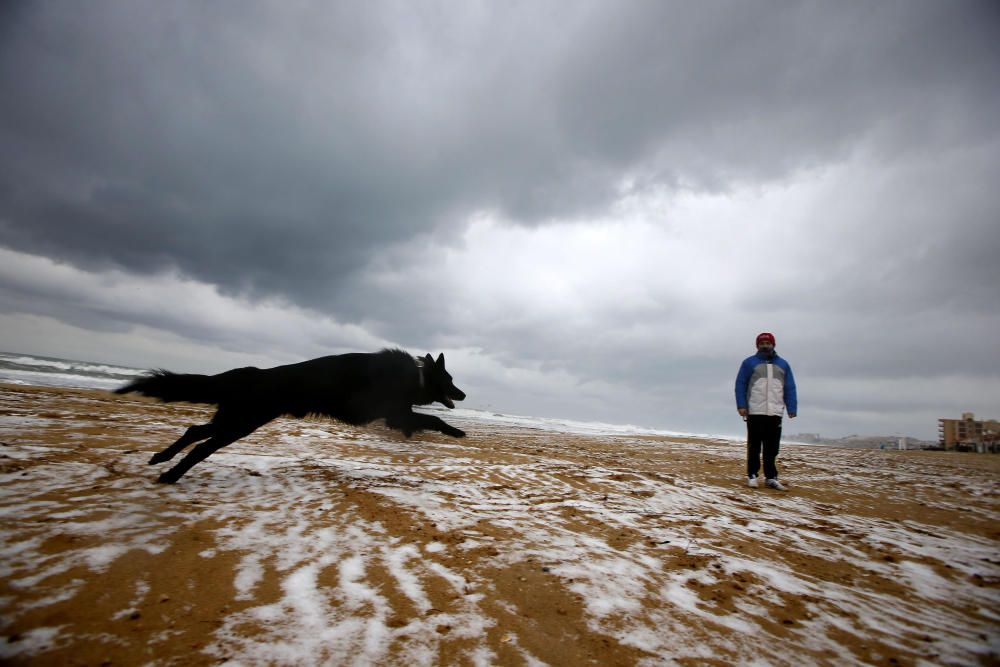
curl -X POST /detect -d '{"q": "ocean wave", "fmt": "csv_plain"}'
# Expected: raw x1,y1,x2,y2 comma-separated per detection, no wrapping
0,352,145,391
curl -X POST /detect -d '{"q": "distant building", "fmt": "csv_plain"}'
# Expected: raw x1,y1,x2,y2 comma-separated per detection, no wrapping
938,413,1000,453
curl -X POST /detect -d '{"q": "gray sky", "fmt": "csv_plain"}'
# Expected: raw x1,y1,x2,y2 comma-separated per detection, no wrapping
2,0,998,440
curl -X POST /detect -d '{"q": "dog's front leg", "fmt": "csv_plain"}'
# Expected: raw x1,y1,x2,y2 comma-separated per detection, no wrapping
385,411,416,438
386,411,464,438
412,413,466,438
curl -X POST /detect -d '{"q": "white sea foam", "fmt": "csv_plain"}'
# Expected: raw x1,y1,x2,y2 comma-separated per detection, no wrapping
0,352,144,391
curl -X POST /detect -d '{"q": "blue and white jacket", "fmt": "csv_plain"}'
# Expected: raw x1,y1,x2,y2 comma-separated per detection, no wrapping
735,351,797,417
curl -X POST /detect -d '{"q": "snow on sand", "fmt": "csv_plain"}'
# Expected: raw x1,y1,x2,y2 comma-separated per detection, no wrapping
0,384,997,665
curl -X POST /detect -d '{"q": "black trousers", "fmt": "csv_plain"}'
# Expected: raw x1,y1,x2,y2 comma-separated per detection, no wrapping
746,415,782,479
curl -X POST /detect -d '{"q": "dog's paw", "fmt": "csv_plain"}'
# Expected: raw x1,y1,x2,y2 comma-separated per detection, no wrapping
446,427,466,438
149,452,169,465
156,472,179,484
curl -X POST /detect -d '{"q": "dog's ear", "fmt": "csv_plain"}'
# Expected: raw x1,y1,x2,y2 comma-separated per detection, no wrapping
424,353,434,365
436,353,445,368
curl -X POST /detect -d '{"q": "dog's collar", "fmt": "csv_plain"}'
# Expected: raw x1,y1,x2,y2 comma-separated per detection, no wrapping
414,356,425,389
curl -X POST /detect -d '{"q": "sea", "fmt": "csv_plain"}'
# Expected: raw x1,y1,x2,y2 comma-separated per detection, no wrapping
0,351,147,392
0,351,711,440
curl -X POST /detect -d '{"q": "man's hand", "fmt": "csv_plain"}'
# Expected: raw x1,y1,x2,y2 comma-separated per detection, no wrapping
737,408,747,417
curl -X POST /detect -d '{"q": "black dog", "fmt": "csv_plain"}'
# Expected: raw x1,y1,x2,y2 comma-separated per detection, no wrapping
114,349,466,483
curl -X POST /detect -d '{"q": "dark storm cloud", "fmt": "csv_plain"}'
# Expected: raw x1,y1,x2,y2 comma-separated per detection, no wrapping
2,0,998,318
0,1,454,301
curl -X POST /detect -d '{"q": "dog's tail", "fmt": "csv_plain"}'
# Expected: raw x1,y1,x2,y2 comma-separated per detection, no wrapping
114,370,223,405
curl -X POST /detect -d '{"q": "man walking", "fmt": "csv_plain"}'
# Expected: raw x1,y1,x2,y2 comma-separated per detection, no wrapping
735,332,797,490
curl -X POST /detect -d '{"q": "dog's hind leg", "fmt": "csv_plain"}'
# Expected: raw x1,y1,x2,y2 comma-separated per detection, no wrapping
155,418,271,484
149,423,216,465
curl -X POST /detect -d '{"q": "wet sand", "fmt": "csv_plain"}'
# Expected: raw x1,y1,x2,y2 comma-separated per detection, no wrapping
1,383,997,666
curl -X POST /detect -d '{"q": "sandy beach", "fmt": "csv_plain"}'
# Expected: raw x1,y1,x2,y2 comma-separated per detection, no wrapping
0,383,997,666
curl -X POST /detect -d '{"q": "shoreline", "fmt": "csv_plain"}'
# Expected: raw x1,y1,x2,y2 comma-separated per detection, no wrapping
0,380,946,452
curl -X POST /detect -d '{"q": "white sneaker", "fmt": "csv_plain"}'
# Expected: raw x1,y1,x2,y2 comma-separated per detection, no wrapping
748,476,759,488
765,478,786,491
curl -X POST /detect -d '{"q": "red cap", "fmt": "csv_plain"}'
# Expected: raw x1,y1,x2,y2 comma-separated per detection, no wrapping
756,332,776,346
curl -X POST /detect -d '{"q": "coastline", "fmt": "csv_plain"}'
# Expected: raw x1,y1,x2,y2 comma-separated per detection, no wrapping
1,383,997,665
